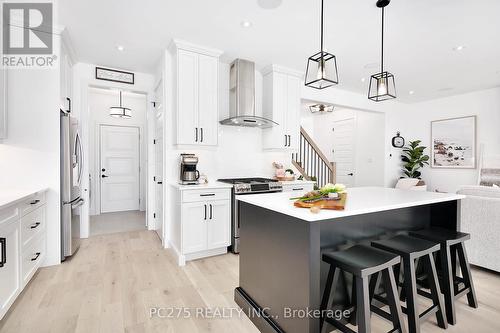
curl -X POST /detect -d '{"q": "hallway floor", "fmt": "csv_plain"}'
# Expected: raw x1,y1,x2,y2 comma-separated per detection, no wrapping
90,210,146,236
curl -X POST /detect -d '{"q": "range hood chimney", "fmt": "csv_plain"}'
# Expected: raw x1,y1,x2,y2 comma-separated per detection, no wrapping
220,59,277,128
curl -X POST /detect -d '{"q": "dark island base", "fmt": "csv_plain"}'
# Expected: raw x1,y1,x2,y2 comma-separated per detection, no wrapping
236,200,459,333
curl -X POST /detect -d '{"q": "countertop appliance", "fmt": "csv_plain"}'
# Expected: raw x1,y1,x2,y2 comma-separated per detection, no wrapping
217,177,282,253
219,59,277,129
180,153,200,185
60,110,83,260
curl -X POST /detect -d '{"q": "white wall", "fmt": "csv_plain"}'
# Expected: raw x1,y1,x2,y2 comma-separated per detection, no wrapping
87,88,148,215
385,87,500,192
0,39,61,266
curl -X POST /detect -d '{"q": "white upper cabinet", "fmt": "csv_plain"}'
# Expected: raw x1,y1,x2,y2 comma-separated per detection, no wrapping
262,65,302,151
60,39,74,114
170,40,222,146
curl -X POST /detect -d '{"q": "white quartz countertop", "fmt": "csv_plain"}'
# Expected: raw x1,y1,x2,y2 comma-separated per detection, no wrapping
236,187,465,222
0,188,48,210
169,181,233,191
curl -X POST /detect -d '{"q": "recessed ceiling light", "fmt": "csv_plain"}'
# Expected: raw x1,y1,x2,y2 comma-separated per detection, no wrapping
257,0,283,9
409,90,415,95
240,20,253,28
361,78,366,83
453,45,465,51
116,45,124,51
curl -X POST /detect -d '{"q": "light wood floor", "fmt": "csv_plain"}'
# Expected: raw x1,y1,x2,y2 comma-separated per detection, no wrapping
90,211,146,236
1,230,499,333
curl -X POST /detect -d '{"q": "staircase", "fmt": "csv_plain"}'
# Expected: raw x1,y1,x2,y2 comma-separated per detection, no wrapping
292,127,336,188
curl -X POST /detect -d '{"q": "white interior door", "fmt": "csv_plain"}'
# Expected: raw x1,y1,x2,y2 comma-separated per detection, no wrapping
100,125,140,213
154,104,164,241
332,118,356,187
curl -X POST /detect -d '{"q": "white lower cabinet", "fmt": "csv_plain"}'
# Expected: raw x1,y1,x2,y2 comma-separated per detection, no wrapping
0,191,47,320
171,186,231,266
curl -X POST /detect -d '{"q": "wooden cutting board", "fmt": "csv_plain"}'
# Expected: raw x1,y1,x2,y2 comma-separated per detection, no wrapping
294,193,347,210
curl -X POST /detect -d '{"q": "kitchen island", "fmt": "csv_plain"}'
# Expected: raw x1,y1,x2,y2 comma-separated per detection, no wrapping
234,187,465,333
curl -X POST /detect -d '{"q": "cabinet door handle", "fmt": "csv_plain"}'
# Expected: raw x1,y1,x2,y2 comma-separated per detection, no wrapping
67,97,72,113
292,188,304,191
30,222,41,229
288,135,291,147
31,252,41,261
204,204,207,220
30,199,40,205
200,193,215,197
284,135,288,147
195,128,198,142
200,128,204,142
209,204,213,220
0,237,6,268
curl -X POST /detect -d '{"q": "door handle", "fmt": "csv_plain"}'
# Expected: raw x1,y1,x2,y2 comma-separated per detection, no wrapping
30,222,41,229
30,199,40,205
157,181,163,184
347,173,354,176
101,175,109,178
204,204,207,220
285,135,288,147
195,128,198,142
31,252,41,261
288,135,291,147
200,128,204,142
66,97,71,113
209,204,213,220
0,237,6,268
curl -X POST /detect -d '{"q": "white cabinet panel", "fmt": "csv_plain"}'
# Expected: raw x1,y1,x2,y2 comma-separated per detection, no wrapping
0,217,21,320
207,200,230,250
181,202,208,254
197,54,218,146
281,182,315,193
177,49,199,145
171,42,221,147
263,67,302,151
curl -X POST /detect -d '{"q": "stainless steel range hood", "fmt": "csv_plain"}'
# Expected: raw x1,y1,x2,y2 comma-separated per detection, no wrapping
220,59,277,128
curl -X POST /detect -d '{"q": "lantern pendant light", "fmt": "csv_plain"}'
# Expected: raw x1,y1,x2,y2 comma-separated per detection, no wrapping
368,0,396,101
109,91,132,118
305,0,339,89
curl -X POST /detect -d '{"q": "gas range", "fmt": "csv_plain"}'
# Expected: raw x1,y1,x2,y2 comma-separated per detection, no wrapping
217,177,282,194
217,177,283,254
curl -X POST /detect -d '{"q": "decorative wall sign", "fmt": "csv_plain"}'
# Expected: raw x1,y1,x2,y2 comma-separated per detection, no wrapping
431,116,476,168
391,131,405,148
95,67,134,84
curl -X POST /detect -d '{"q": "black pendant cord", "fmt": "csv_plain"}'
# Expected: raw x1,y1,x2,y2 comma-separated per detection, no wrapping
320,0,324,55
381,7,384,74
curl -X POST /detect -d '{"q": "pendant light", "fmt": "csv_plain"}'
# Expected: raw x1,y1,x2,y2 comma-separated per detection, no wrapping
368,0,396,102
109,91,132,118
305,0,339,89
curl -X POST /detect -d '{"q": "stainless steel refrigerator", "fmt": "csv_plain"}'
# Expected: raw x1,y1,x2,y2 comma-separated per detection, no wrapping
60,110,83,260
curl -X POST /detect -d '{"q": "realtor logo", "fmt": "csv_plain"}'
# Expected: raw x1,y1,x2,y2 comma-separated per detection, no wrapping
2,2,53,54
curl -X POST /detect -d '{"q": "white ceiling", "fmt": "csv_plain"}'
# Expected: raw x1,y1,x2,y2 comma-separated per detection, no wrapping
59,0,500,103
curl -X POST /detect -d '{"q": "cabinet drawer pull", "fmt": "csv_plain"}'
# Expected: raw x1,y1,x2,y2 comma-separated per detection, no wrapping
31,252,41,261
30,222,41,229
0,237,6,268
30,199,40,205
292,188,304,191
200,193,215,197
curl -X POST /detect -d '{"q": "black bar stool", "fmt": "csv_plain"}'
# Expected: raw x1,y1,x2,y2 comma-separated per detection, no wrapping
409,228,478,325
321,245,406,333
372,235,448,333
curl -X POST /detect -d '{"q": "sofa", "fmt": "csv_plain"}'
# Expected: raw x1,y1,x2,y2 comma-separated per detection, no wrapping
457,185,500,272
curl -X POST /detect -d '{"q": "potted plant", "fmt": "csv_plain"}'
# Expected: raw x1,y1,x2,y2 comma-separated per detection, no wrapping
400,140,430,189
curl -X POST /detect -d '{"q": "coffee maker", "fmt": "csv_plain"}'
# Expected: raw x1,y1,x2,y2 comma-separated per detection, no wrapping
179,153,200,185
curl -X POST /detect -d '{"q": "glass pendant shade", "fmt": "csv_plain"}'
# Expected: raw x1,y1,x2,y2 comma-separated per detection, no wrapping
368,71,396,101
309,103,334,113
109,91,132,118
305,51,339,89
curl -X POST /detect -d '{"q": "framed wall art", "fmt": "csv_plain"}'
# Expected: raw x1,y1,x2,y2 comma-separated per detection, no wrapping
431,115,476,168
